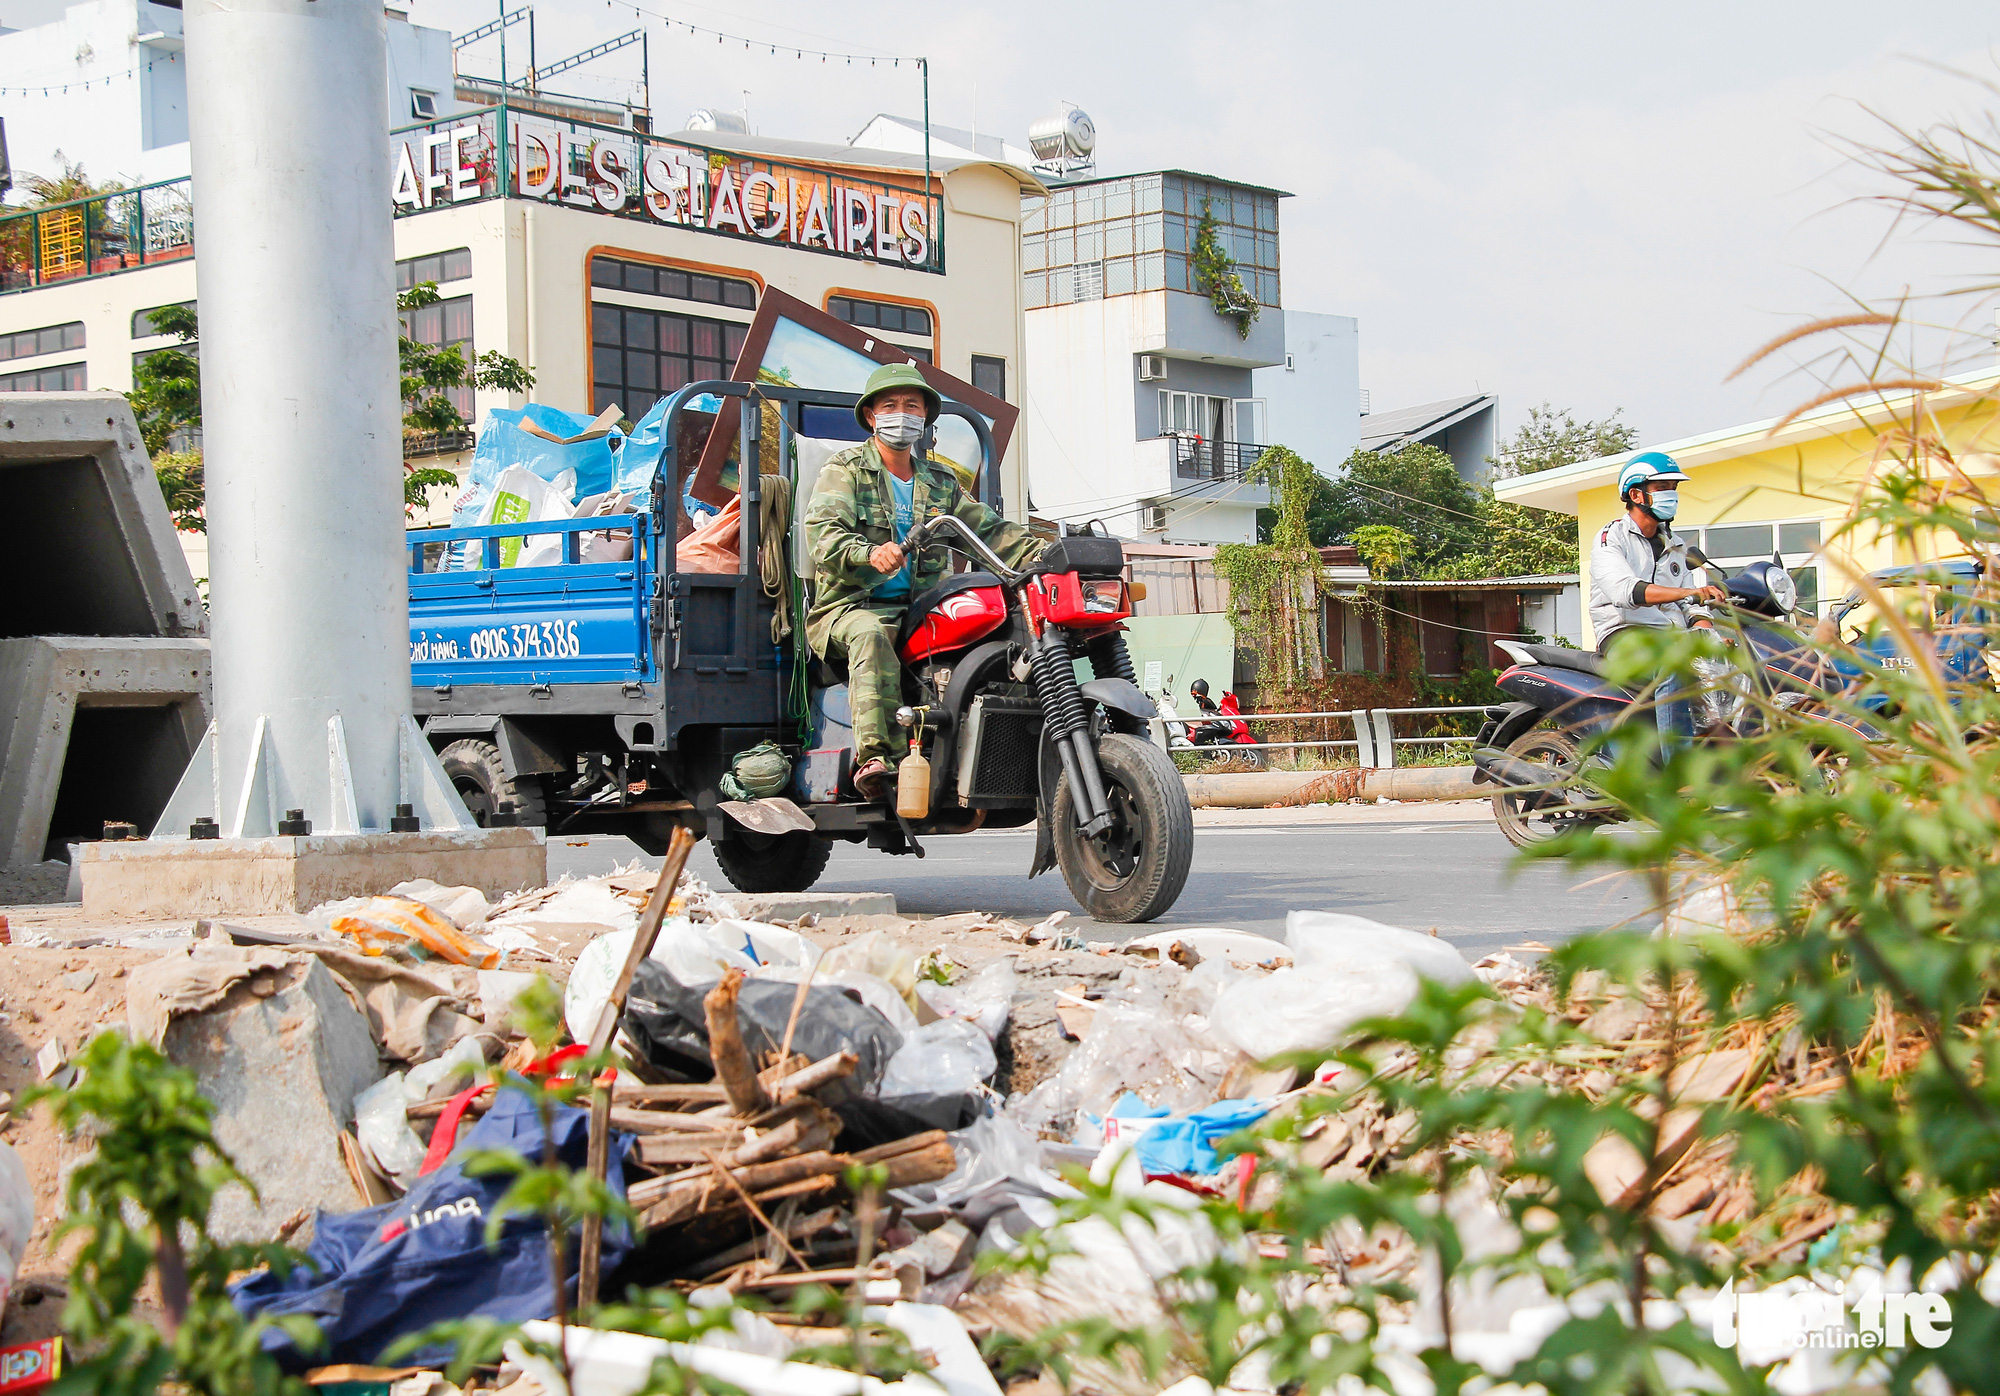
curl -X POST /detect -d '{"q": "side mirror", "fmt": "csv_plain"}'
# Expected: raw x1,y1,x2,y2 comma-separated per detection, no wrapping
1685,544,1713,568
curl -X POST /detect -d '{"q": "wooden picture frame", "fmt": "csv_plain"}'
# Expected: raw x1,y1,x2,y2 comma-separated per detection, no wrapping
687,287,1018,507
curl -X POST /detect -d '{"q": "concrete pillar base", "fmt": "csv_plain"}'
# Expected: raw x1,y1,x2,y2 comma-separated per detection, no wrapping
77,827,547,916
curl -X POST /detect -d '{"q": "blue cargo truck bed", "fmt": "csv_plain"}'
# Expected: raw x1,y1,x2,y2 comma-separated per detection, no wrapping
408,514,657,690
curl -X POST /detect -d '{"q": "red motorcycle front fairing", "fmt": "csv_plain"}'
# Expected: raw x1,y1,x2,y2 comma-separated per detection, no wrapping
897,583,1009,663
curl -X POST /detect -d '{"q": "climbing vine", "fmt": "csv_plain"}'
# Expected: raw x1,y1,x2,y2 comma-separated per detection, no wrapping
1191,199,1259,338
1213,445,1325,689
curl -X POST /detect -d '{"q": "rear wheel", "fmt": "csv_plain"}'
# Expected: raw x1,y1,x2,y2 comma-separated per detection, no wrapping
712,828,833,894
437,738,546,828
1490,728,1599,849
1052,732,1194,923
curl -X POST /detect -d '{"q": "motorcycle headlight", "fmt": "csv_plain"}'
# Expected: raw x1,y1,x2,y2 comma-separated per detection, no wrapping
1770,568,1798,614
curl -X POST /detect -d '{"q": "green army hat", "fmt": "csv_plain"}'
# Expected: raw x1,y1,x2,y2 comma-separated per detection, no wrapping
854,360,942,431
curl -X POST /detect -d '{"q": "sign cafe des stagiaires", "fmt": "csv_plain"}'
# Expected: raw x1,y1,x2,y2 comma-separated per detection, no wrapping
390,110,944,272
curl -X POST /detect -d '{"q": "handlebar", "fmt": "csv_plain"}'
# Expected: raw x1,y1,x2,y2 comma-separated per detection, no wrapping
906,513,1029,585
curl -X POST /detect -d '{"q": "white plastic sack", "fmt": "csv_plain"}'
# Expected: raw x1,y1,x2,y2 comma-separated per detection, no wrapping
1284,910,1474,986
387,879,492,929
820,931,919,1007
915,958,1017,1041
483,464,576,568
562,918,758,1043
355,1071,427,1187
405,1034,488,1102
877,1019,996,1102
708,919,821,976
490,876,639,936
1210,911,1473,1062
0,1143,33,1313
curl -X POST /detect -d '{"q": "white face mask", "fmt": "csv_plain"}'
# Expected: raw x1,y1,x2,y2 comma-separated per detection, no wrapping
873,411,924,450
1647,489,1680,522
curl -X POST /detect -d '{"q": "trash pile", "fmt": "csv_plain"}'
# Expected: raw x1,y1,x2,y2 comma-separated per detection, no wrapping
0,867,1904,1394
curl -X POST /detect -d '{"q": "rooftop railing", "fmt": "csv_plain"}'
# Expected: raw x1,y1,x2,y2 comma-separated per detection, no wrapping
0,179,195,294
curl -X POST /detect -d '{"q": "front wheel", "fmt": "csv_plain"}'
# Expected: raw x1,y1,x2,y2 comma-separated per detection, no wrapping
1052,732,1194,923
711,828,833,894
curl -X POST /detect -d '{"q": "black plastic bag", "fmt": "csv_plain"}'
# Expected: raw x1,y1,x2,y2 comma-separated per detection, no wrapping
622,961,902,1101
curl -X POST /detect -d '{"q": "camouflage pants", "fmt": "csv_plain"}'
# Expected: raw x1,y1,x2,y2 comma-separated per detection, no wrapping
820,604,905,767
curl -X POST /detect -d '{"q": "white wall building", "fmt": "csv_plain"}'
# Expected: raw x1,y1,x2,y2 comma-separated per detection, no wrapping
1252,309,1360,474
0,0,460,191
1013,169,1289,545
1,85,1042,581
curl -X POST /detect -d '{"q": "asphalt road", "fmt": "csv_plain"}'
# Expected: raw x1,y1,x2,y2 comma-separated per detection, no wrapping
545,805,1649,962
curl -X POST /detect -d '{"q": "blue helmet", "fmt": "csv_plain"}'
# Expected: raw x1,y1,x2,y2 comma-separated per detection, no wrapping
1617,451,1690,501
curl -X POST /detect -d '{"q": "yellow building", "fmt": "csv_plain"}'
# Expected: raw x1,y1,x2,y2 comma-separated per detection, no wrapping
1493,374,2000,645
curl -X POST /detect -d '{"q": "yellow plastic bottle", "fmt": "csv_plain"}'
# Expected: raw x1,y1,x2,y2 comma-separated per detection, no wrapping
896,743,932,819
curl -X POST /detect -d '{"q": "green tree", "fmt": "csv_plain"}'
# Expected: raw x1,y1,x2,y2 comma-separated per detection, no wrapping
1312,444,1490,571
398,282,536,434
1480,402,1639,575
19,153,124,205
1489,401,1638,478
126,290,536,528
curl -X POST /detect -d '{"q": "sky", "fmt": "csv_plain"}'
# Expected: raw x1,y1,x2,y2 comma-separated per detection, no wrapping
7,0,1999,450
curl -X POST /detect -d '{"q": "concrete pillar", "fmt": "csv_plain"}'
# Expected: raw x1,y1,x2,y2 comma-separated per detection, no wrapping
184,0,410,834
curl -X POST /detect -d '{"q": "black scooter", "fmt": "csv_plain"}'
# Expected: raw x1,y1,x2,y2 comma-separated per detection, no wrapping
1471,554,1879,847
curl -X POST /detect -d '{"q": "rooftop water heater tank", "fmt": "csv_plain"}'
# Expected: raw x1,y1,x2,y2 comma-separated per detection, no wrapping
1028,105,1096,165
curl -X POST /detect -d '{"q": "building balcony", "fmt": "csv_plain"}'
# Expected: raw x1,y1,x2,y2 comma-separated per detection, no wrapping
1170,434,1270,481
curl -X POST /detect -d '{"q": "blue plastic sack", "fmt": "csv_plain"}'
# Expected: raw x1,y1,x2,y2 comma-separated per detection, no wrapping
455,404,623,525
231,1088,634,1371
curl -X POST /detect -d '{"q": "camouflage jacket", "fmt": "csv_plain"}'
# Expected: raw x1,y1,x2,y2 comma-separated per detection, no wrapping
804,441,1039,657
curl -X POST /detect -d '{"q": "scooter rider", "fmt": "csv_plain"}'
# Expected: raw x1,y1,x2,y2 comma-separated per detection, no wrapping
803,362,1040,800
1590,452,1726,734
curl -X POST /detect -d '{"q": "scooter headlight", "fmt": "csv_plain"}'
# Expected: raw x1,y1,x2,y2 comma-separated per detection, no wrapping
1769,567,1798,615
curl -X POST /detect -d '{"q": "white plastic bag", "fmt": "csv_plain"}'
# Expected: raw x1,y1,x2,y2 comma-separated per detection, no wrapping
355,1071,427,1187
915,958,1017,1041
483,465,576,568
0,1143,33,1313
1209,911,1473,1062
404,1034,488,1102
562,918,758,1043
820,931,919,1008
878,1019,996,1101
1283,910,1474,986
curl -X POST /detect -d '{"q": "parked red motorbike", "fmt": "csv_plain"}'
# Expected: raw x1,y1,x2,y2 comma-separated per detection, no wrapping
1186,681,1267,772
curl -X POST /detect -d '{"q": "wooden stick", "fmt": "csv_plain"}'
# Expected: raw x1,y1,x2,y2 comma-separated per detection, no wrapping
634,1131,751,1166
704,969,770,1116
702,1149,812,1270
850,1129,949,1165
698,1206,844,1276
635,1149,846,1226
580,824,697,1307
872,1139,959,1190
591,825,697,1059
768,1052,858,1102
611,1082,731,1106
777,960,819,1066
610,1106,749,1134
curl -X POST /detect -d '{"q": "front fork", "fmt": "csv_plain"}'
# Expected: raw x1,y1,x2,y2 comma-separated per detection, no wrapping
1030,626,1124,837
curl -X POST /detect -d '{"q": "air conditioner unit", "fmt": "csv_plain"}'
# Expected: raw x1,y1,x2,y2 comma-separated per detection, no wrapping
1143,504,1169,532
1137,354,1167,382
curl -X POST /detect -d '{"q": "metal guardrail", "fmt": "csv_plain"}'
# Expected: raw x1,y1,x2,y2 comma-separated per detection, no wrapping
1157,704,1486,769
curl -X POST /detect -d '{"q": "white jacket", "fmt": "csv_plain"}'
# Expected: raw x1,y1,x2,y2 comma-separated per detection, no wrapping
1589,514,1711,645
